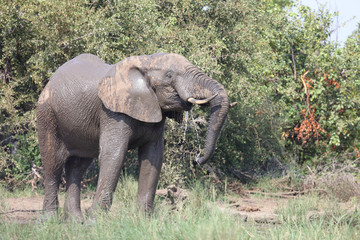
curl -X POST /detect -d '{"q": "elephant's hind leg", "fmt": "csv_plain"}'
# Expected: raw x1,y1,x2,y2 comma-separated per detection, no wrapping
64,157,93,223
37,105,68,218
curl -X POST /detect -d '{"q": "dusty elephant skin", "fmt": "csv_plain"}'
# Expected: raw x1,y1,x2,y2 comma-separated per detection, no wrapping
36,53,229,223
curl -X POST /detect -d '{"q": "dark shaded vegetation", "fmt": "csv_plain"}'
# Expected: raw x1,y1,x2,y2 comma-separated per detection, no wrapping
1,0,359,188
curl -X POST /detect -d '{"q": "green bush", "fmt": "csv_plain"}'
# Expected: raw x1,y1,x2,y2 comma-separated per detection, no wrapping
1,0,359,187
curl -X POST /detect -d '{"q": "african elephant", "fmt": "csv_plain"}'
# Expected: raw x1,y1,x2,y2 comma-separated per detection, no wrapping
37,53,229,222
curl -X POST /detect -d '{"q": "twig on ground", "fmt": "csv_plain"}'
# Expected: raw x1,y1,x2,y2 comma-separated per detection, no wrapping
0,209,43,215
245,190,302,198
245,188,328,198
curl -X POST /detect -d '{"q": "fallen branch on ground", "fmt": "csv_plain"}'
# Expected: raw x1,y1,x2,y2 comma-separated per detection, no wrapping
245,190,302,198
245,188,328,198
0,209,43,215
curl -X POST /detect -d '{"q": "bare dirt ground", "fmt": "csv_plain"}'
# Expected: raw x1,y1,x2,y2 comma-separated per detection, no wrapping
1,188,285,224
218,196,285,224
0,195,93,224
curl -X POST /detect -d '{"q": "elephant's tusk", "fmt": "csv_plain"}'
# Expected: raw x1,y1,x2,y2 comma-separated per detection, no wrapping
187,93,218,105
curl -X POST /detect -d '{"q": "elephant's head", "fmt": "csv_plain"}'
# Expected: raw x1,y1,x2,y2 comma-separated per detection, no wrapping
98,53,229,165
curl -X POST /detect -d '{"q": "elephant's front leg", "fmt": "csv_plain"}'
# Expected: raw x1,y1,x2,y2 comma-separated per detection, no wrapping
137,136,164,212
88,130,129,215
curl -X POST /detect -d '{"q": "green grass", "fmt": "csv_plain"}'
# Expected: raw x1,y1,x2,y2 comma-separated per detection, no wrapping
0,184,42,198
1,177,359,240
270,194,360,240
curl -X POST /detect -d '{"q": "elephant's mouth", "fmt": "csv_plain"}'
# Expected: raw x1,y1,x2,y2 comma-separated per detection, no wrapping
181,99,193,111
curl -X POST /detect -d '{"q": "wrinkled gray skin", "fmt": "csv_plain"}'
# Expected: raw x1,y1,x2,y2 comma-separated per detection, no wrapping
37,53,229,223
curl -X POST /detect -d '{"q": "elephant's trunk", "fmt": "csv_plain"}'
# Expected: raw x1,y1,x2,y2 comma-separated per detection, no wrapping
196,84,229,165
178,66,229,165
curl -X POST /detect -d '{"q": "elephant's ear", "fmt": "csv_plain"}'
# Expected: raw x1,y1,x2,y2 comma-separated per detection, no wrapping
98,59,162,123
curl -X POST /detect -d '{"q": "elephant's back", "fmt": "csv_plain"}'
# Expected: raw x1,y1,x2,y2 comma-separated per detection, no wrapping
42,54,111,113
51,53,112,87
38,54,112,154
43,54,111,103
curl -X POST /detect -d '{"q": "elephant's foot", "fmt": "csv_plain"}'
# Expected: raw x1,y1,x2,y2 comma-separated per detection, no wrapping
136,202,155,216
83,214,97,226
84,205,103,225
64,210,85,224
64,201,85,223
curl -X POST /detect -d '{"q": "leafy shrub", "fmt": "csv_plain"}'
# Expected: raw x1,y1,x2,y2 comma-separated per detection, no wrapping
1,0,359,187
0,122,41,186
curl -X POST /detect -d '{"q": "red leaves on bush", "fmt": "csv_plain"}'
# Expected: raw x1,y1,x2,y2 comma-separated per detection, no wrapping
294,106,326,144
294,71,326,144
323,73,340,89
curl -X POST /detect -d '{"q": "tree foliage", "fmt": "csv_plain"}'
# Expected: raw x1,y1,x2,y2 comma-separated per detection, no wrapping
0,0,359,186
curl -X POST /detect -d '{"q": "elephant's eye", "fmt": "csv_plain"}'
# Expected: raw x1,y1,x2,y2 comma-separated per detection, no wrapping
166,72,172,79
